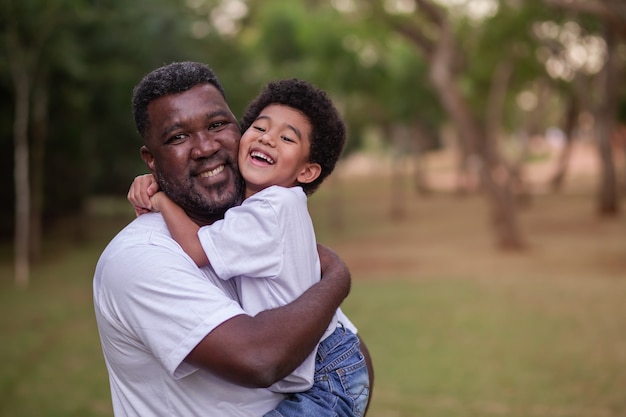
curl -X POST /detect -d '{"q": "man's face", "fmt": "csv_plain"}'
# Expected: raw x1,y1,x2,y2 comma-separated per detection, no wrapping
141,83,244,225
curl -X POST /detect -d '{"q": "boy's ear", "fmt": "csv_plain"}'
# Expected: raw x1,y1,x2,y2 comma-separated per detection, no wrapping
297,162,322,184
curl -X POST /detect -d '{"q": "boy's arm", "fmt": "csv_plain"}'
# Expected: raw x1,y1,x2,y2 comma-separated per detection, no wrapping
151,192,210,267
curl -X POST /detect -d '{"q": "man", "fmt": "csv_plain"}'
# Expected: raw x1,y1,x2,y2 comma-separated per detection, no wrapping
93,61,373,416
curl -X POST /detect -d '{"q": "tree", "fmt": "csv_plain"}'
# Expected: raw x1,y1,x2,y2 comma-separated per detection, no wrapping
376,0,535,249
2,0,68,288
1,0,242,286
543,0,626,215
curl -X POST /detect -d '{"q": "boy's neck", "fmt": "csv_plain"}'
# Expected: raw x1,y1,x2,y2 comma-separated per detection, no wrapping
244,182,299,199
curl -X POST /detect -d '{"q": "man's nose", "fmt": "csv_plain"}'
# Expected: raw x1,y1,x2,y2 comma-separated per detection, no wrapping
191,133,220,159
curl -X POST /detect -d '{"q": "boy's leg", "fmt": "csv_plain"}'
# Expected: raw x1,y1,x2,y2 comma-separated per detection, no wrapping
264,326,370,417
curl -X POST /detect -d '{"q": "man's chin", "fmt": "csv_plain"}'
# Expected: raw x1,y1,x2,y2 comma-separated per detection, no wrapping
188,183,241,219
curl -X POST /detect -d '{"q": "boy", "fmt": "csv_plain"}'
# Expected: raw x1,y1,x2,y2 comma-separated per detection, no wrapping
129,79,370,417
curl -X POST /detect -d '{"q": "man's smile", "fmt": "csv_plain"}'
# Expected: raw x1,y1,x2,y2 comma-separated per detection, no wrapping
198,165,225,178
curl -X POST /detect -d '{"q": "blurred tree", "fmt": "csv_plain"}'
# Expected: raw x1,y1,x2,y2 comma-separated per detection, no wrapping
0,0,250,286
3,0,623,264
232,1,370,229
370,0,552,249
2,0,77,287
236,0,445,219
543,0,625,215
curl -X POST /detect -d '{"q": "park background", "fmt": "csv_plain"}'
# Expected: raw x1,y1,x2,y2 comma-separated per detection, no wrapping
1,0,625,416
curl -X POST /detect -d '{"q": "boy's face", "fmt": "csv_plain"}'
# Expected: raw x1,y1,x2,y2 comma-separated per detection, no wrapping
238,104,321,197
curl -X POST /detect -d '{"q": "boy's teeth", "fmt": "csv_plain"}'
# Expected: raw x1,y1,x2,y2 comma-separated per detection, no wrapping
251,151,274,164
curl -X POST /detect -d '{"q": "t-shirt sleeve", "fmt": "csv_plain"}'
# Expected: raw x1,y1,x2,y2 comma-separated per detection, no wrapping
97,234,246,379
198,191,284,280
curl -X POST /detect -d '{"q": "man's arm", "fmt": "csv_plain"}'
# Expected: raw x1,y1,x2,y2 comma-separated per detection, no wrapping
185,244,350,387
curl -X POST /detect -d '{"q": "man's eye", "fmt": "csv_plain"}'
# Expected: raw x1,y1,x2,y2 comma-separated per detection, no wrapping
209,121,228,130
166,134,186,144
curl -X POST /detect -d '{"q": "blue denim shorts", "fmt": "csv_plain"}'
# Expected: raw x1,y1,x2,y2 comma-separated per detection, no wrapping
264,325,370,417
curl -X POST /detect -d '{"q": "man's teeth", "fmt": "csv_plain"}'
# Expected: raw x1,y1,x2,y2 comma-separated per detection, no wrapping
199,165,224,178
251,151,274,164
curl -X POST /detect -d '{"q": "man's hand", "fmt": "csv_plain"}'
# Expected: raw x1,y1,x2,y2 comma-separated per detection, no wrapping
318,244,351,299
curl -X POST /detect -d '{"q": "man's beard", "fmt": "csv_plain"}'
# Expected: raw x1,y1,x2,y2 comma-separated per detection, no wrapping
158,170,244,224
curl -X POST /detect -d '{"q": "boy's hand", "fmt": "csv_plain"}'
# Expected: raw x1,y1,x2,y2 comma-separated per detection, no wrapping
149,191,169,213
127,174,160,217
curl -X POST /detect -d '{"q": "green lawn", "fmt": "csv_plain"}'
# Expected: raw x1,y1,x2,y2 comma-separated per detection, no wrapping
1,174,625,417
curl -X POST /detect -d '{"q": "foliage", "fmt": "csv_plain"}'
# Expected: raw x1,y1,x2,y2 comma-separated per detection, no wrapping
0,0,247,237
1,0,624,241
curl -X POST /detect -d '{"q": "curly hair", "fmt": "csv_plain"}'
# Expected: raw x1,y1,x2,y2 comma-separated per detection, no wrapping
132,61,226,139
240,79,346,195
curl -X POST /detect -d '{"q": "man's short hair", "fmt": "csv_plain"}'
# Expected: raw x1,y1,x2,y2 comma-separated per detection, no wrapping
132,61,226,139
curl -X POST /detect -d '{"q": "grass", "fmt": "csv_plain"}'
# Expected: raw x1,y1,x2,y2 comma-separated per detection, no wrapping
1,153,625,417
307,170,626,417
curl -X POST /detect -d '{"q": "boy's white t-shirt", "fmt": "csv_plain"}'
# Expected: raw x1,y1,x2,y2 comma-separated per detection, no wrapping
198,185,355,392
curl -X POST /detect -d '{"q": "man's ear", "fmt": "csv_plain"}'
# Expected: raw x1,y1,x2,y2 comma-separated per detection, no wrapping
297,162,322,184
140,145,156,172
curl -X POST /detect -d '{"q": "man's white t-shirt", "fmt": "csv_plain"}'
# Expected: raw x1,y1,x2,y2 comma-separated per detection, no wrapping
93,213,284,417
198,186,354,393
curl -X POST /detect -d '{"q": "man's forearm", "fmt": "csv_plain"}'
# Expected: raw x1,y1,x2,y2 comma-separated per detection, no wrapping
186,245,351,387
249,244,351,383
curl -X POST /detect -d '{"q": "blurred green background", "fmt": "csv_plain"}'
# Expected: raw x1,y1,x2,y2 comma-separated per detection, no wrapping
1,0,625,416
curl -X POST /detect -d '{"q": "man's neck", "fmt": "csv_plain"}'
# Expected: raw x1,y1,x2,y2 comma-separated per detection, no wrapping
185,210,225,227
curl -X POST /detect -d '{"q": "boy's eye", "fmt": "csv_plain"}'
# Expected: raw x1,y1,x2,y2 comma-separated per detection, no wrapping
253,125,266,132
282,136,295,143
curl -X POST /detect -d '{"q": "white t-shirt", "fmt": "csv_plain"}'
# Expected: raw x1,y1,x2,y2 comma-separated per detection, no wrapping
198,186,352,393
93,213,284,417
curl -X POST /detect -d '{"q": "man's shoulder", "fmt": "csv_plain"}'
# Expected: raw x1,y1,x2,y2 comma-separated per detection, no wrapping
100,213,177,261
112,213,168,241
95,212,226,293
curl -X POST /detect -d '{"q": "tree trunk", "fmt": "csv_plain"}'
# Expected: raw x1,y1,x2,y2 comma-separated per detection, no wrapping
327,174,344,232
595,26,620,216
453,127,474,195
12,68,32,289
7,23,39,288
487,59,532,207
30,78,48,262
551,94,579,192
428,20,525,249
389,124,407,220
479,167,525,249
410,120,432,196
